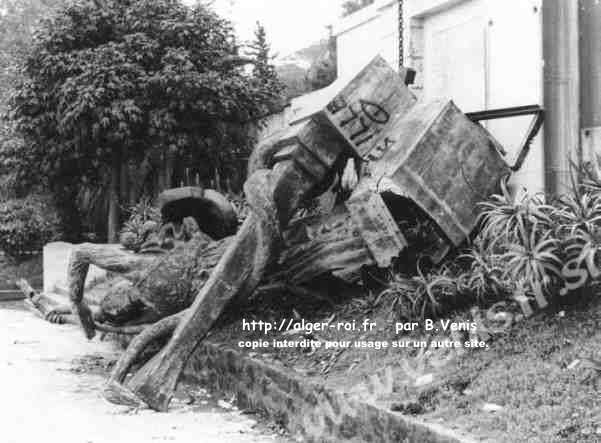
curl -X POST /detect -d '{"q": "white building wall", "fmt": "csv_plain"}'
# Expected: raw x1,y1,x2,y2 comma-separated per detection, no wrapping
333,0,400,79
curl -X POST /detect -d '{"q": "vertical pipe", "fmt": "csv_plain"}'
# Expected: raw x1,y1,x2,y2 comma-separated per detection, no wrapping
579,0,601,129
542,0,580,195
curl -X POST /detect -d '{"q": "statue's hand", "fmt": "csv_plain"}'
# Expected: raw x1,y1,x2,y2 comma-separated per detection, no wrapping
74,302,96,339
341,158,359,192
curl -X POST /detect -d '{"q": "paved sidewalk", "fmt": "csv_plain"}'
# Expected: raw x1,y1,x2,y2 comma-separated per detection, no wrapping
0,302,287,443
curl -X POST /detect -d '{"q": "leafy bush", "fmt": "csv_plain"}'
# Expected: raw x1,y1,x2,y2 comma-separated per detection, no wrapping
0,195,62,257
458,239,509,304
119,198,161,252
380,264,462,321
478,180,554,247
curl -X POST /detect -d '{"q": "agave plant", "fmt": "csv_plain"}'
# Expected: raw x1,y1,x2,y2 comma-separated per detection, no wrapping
564,230,598,266
500,221,562,293
553,187,601,236
562,227,601,283
382,263,458,321
458,239,510,303
478,178,554,247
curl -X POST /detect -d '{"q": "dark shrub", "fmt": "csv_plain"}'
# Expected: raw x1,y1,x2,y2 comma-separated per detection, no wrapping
0,194,62,258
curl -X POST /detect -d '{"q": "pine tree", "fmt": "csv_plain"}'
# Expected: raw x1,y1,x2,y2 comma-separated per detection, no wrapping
248,21,284,113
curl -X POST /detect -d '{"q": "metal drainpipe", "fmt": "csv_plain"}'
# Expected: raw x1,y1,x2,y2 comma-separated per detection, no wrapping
542,0,581,196
580,1,601,129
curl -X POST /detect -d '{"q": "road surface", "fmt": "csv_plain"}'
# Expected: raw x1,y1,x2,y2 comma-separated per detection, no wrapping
0,302,289,443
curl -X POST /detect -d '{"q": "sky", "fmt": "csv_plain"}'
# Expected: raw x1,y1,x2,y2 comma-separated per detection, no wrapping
187,0,346,59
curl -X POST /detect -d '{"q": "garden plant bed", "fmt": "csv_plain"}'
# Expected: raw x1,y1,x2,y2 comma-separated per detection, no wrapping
201,284,601,443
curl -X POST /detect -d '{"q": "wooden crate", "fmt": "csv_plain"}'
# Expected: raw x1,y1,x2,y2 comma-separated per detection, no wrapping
370,99,511,246
279,55,417,161
321,56,417,159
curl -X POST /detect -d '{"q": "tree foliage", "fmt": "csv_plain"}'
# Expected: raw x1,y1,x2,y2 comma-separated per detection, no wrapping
0,193,61,257
6,0,283,237
1,0,64,198
248,21,282,95
341,0,375,17
275,37,337,101
305,34,337,91
0,0,62,111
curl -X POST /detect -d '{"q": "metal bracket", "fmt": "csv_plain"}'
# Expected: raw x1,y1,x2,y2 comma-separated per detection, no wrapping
466,104,544,172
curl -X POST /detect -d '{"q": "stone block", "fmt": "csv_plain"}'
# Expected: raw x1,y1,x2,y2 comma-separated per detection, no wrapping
43,242,107,294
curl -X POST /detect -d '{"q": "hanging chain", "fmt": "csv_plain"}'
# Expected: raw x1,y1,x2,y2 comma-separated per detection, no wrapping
398,0,404,68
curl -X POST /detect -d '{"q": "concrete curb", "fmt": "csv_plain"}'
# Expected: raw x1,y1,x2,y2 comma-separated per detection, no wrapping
183,342,478,443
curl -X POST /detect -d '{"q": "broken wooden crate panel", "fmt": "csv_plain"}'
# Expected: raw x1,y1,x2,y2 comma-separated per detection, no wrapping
371,99,510,246
345,186,407,268
276,206,375,284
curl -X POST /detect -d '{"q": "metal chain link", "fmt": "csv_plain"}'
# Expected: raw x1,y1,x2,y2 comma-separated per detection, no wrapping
398,0,404,68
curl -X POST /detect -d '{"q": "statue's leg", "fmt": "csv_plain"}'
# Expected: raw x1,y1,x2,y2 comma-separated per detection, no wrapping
117,153,337,410
104,111,349,410
67,243,159,339
121,172,280,410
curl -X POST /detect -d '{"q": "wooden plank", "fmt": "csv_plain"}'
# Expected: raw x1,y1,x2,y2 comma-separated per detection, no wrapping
273,207,375,284
283,205,355,247
345,186,407,267
278,236,373,285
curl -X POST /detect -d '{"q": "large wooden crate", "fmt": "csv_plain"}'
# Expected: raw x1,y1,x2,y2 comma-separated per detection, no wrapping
370,99,511,246
275,55,417,163
320,56,417,159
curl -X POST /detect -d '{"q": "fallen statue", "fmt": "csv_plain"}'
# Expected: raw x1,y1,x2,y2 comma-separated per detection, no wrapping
25,56,541,411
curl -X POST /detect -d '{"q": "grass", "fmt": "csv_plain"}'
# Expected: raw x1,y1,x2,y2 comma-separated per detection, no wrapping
421,293,601,442
205,277,601,443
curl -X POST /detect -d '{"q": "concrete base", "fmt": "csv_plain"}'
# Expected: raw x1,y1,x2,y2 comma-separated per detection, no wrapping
43,242,107,294
184,342,477,443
